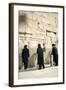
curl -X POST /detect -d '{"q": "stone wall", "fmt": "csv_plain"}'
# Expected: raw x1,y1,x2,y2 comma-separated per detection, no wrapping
18,11,58,69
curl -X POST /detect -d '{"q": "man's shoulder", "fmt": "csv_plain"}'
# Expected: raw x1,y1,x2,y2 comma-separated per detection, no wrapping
26,48,29,51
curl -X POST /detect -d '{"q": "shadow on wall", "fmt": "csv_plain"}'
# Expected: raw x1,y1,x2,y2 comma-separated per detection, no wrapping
19,53,23,69
28,53,37,67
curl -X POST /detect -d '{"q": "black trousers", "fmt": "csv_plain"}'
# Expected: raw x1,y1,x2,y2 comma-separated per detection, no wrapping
39,64,45,69
24,62,28,69
53,55,58,66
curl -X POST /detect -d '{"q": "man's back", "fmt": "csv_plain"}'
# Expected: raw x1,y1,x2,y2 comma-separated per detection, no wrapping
37,47,43,57
22,48,29,58
52,47,58,55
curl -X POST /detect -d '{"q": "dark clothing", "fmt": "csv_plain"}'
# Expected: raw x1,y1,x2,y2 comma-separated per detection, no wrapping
52,47,58,66
22,48,29,69
39,64,45,69
37,47,45,69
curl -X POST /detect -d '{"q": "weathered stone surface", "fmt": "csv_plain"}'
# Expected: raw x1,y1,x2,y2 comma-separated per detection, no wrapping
18,11,58,69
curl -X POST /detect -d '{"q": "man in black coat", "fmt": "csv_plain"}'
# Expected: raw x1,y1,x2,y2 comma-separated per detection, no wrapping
37,44,45,69
22,45,29,69
52,44,58,66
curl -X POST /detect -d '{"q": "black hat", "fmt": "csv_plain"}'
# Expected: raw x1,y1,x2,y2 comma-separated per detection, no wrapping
24,45,27,48
38,44,41,47
52,44,55,46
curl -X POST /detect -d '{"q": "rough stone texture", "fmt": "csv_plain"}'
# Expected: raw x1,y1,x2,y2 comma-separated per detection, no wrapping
18,11,58,69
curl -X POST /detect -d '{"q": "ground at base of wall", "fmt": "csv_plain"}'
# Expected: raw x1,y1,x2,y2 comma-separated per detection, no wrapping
18,65,58,79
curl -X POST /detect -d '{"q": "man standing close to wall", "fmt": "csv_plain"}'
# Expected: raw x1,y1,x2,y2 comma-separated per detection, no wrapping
37,44,45,69
22,45,30,70
52,44,58,66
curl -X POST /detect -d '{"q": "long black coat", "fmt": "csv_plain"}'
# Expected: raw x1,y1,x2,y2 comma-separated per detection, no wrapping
52,47,58,65
22,48,29,64
37,47,44,65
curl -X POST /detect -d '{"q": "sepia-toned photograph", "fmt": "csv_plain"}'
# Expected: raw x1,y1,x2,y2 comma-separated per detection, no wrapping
9,3,64,86
18,11,58,79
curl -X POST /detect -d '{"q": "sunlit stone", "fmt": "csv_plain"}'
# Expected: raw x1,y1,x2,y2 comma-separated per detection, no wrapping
18,11,58,69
